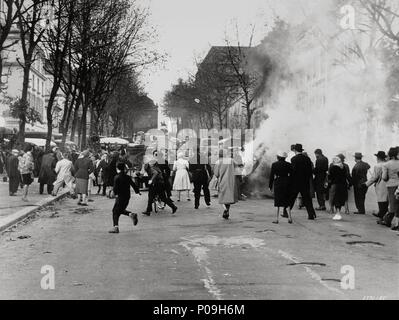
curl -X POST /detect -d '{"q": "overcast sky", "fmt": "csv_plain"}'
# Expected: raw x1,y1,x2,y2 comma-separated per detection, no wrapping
137,0,278,106
136,0,327,115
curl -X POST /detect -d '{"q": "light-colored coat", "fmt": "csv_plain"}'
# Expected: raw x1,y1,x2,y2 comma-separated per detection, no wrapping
54,159,73,185
366,162,388,202
214,157,237,205
173,158,191,190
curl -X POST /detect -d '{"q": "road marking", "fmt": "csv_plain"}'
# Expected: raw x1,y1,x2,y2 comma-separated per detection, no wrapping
180,235,266,300
181,235,344,298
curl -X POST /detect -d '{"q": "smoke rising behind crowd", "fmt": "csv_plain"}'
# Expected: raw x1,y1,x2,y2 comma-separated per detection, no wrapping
252,0,397,165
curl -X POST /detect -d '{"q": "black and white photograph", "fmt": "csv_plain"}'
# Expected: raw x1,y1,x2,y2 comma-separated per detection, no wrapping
0,0,398,304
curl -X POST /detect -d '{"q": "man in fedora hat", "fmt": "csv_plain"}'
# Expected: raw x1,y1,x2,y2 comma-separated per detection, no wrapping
288,144,317,220
366,151,388,222
352,152,370,214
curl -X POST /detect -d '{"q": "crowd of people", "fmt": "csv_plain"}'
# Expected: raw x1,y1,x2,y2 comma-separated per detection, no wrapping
268,144,399,231
1,141,399,234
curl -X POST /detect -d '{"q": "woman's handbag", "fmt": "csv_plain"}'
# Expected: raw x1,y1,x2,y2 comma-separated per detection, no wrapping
209,175,218,190
205,167,212,184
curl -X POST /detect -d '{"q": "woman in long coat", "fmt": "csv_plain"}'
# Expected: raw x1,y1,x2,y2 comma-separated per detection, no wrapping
214,149,237,219
328,157,348,221
366,151,388,223
269,151,293,224
74,150,94,206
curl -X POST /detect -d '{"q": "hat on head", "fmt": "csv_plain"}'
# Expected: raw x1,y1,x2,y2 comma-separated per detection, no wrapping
294,144,304,152
117,162,126,171
337,153,345,161
12,149,19,154
354,152,363,159
374,151,387,159
314,149,322,155
333,156,342,165
277,150,288,158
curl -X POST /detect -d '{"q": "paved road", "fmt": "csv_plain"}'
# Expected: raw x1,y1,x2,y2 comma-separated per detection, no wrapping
0,191,398,300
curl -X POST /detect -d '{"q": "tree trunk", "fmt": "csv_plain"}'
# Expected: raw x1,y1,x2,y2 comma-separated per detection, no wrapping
80,102,88,150
46,82,60,150
0,56,3,92
60,95,71,144
70,91,82,143
17,63,31,145
246,99,252,129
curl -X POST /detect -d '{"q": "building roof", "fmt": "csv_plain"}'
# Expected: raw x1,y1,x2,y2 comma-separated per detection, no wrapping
201,46,252,65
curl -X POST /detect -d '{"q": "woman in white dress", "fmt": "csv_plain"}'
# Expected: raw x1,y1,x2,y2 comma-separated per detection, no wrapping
173,152,191,201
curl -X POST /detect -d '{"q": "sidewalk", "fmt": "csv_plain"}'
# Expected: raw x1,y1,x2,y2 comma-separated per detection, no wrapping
0,178,68,232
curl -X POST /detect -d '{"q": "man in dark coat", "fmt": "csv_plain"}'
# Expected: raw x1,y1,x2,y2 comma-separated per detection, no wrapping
109,162,141,234
33,146,44,177
6,149,20,196
156,151,173,200
313,149,329,210
189,149,212,209
351,152,370,215
105,152,119,197
142,157,177,216
288,144,317,220
39,150,57,195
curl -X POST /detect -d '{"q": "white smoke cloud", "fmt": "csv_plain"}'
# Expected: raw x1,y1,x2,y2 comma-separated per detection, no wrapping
253,0,394,167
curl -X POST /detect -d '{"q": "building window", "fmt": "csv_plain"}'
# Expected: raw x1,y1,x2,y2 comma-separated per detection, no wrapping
37,78,40,94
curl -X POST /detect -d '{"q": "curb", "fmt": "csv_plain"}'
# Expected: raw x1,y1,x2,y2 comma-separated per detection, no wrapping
0,191,70,233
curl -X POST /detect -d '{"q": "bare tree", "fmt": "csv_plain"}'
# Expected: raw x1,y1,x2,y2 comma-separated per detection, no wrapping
67,0,161,149
15,0,49,144
42,0,75,150
359,0,399,45
195,49,241,130
0,0,22,89
223,26,272,129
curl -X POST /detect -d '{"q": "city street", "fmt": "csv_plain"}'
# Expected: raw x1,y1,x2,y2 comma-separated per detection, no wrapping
0,191,398,300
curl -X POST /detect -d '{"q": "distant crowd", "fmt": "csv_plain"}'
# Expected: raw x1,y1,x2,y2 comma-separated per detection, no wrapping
0,142,398,234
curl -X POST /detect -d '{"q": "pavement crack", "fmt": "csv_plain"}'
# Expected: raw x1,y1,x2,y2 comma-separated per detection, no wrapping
287,262,326,267
346,241,385,247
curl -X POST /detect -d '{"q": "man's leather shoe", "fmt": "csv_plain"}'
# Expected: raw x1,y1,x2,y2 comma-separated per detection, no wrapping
172,206,178,214
109,227,119,234
142,211,151,216
353,212,365,215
